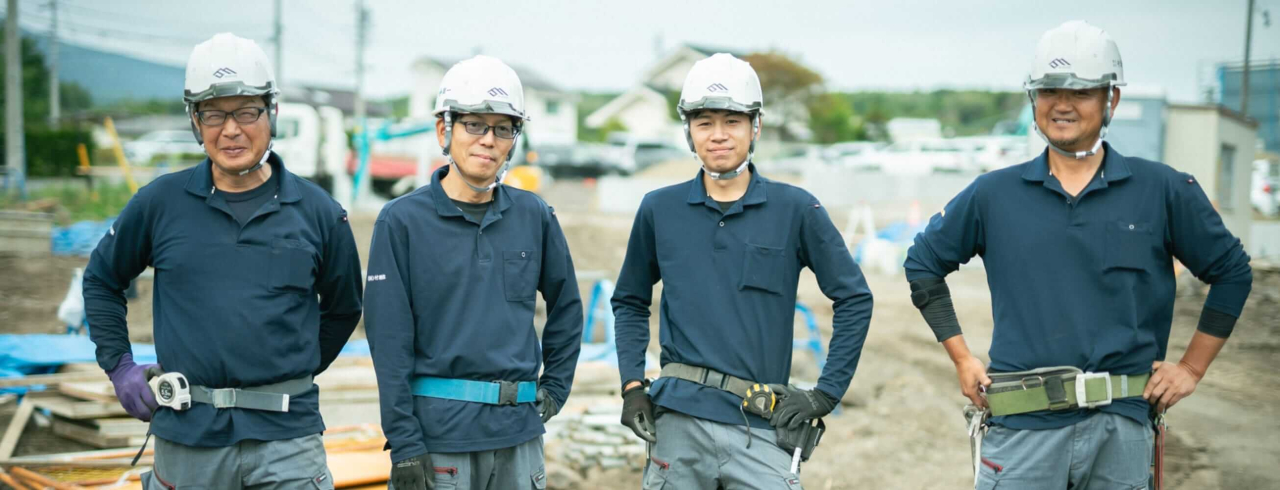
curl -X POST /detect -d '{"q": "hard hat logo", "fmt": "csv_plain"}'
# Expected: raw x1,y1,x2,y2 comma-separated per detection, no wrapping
1048,59,1071,69
212,67,238,79
707,83,729,93
487,87,510,98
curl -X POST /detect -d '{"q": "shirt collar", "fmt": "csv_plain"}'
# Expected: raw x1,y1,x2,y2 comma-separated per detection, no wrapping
684,163,769,207
184,151,300,203
1021,141,1133,184
430,165,512,219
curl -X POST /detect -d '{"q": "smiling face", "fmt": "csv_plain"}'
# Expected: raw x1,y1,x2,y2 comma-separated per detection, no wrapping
436,112,518,184
1033,87,1120,152
195,95,272,174
689,109,757,173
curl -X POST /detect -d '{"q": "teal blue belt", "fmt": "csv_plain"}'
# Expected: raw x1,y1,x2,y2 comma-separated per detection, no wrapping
410,377,537,406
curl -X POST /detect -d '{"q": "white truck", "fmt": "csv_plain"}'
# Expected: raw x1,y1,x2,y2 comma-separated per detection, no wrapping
272,102,353,205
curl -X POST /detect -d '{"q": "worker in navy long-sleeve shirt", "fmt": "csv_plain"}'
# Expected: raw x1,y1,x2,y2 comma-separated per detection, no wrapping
612,54,873,488
905,21,1252,488
364,56,583,490
83,33,362,489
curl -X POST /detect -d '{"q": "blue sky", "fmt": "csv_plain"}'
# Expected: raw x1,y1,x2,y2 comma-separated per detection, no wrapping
7,0,1279,102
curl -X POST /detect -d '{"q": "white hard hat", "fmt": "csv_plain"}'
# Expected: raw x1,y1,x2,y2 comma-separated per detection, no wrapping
1025,21,1125,91
677,53,764,119
1025,21,1125,160
183,33,279,143
433,55,527,121
677,53,763,180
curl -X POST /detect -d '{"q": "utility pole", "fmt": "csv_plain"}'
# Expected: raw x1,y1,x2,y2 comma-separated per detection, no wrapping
1242,0,1254,115
354,0,367,124
273,0,282,85
5,0,26,196
48,0,58,125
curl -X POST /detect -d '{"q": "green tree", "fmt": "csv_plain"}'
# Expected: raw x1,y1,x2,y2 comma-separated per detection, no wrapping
743,51,823,141
0,28,94,127
807,93,864,143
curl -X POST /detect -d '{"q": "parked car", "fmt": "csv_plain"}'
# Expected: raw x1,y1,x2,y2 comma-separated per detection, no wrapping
124,130,204,164
601,133,685,175
1253,159,1279,217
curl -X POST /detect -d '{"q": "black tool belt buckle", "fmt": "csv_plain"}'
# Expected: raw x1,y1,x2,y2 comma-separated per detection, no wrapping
496,381,518,406
1026,374,1072,411
701,370,727,390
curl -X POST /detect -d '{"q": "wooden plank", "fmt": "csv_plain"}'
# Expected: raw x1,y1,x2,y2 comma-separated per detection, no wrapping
0,371,108,389
0,467,36,490
58,382,118,404
327,450,390,487
0,458,151,468
8,466,88,490
29,394,128,420
51,419,145,449
0,397,35,459
90,418,149,437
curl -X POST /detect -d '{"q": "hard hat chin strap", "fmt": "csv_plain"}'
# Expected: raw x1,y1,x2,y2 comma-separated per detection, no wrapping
1032,87,1113,160
442,112,505,193
700,113,759,181
237,145,273,176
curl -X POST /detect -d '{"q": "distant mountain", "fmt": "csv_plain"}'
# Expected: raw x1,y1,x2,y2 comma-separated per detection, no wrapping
29,35,184,106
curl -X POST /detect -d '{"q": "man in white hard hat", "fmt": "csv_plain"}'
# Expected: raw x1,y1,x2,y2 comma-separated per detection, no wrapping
365,55,583,490
905,21,1252,489
83,33,364,489
612,53,874,488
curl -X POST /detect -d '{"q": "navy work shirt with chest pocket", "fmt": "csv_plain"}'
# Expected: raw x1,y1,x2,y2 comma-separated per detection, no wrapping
364,165,583,462
612,164,874,430
904,143,1252,430
83,153,365,447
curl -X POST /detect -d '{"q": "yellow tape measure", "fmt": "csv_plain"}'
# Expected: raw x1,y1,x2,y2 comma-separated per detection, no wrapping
743,383,778,418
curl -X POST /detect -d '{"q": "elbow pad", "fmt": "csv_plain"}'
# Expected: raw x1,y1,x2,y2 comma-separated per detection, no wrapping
910,277,962,342
1196,307,1237,339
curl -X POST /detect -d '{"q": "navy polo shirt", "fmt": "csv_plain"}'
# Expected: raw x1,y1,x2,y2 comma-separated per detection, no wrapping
905,143,1252,430
365,166,583,462
84,153,364,447
612,165,874,429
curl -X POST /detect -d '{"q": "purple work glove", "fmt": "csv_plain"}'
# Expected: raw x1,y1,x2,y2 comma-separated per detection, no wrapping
106,353,159,421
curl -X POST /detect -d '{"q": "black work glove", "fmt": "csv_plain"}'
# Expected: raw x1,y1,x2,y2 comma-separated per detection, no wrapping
770,387,838,430
620,382,657,443
391,452,435,490
536,388,561,423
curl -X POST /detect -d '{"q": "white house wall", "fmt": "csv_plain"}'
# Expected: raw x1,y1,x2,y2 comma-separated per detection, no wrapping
1216,113,1258,249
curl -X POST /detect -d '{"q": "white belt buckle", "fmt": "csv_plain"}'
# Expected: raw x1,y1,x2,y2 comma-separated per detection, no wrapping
1076,372,1112,409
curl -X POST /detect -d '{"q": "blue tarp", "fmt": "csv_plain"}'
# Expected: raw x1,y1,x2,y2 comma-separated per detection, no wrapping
51,217,116,256
0,334,156,394
0,335,372,394
853,220,927,263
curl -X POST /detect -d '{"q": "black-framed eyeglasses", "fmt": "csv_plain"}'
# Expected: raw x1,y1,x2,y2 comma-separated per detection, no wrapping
456,120,520,140
195,107,267,126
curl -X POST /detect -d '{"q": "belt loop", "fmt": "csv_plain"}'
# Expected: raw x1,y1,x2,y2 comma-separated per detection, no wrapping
1120,375,1129,398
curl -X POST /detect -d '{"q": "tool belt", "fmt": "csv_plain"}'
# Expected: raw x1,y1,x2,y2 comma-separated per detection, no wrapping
190,375,313,412
985,366,1149,417
661,363,824,466
411,376,537,406
660,363,759,398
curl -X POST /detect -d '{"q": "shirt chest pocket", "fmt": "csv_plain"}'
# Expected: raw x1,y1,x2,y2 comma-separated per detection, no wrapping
740,243,787,295
503,249,538,302
271,238,317,294
1104,221,1162,271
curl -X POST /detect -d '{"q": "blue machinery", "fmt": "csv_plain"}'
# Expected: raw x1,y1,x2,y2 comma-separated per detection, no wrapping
579,279,828,374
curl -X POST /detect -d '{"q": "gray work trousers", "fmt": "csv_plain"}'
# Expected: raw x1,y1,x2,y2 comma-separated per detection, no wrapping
141,434,333,489
643,409,803,490
389,436,546,490
978,412,1154,489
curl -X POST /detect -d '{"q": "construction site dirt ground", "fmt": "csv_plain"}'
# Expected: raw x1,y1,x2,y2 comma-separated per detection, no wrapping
2,178,1278,489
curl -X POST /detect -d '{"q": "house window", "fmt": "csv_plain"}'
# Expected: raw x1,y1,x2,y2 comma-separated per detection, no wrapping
1217,144,1236,210
546,100,560,115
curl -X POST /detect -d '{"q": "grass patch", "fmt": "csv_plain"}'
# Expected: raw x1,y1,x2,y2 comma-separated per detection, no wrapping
2,182,135,225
